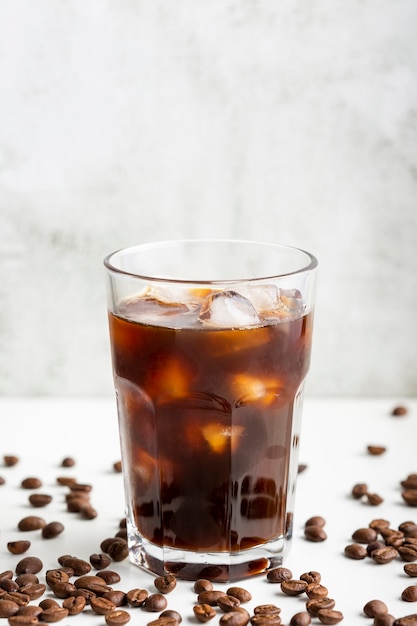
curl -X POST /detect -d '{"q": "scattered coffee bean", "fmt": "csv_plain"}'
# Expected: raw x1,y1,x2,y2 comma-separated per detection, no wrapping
197,590,227,606
103,591,126,607
20,478,42,490
402,491,417,507
280,580,308,596
219,610,250,626
125,588,148,607
97,570,121,585
0,601,20,618
305,583,328,599
160,610,182,624
289,612,311,626
367,493,384,506
367,445,387,455
41,522,64,539
266,567,292,583
62,595,86,615
39,600,59,610
370,519,391,531
7,616,39,626
227,587,252,603
253,605,281,616
4,455,19,466
15,558,43,576
61,457,75,467
0,476,5,485
392,405,408,416
217,595,241,612
401,475,417,490
51,581,77,599
367,541,385,557
17,606,43,618
7,541,31,555
374,615,396,626
250,615,282,626
352,483,368,499
298,464,308,473
80,504,98,520
305,599,336,617
305,516,326,527
113,461,123,473
398,545,417,562
143,593,168,612
363,599,389,617
344,543,368,559
393,616,417,626
154,574,177,594
300,571,321,584
194,604,217,623
304,525,327,542
105,609,131,626
45,570,69,588
352,527,378,543
57,556,91,576
1,579,20,592
56,476,77,486
39,606,69,622
18,517,46,532
371,546,399,564
90,553,112,570
402,586,417,602
28,494,52,508
316,608,344,624
404,564,417,577
90,596,117,615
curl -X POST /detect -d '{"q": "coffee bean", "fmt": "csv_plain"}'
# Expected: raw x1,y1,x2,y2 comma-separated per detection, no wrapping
402,586,417,602
250,616,282,626
18,584,46,600
17,606,43,618
367,445,386,455
300,571,321,584
217,595,241,612
374,615,396,626
266,567,293,583
57,556,91,576
0,476,5,485
352,527,378,543
105,610,131,626
404,564,417,577
363,600,389,617
103,591,126,607
74,575,109,590
62,596,86,615
28,494,52,508
401,476,417,490
398,545,417,562
305,599,335,617
80,505,98,520
125,589,148,607
352,483,368,498
367,541,386,557
42,522,64,539
61,457,75,467
154,575,177,594
371,547,399,564
304,526,327,542
107,539,129,562
305,516,326,527
289,612,311,626
280,580,308,596
402,491,417,507
392,405,408,416
193,604,217,623
0,571,14,581
400,522,417,536
0,601,20,618
56,476,77,486
316,609,344,624
90,596,117,615
393,616,417,626
143,594,168,612
3,592,30,607
38,600,59,611
69,482,92,493
197,591,227,606
253,605,281,616
4,455,19,466
45,570,69,589
305,583,328,599
18,517,46,532
226,588,252,603
15,558,43,576
90,553,112,570
160,610,182,624
193,580,213,594
51,582,77,599
21,478,42,489
97,571,121,585
369,519,391,531
7,542,31,555
367,493,384,506
7,616,39,626
220,610,250,626
74,589,96,604
39,606,69,622
113,461,123,473
147,618,179,626
1,579,20,592
15,574,38,588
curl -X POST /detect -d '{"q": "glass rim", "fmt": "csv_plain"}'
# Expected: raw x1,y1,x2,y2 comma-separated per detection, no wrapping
103,238,318,284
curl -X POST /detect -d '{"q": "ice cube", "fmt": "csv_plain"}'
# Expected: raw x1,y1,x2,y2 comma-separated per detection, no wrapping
278,288,305,315
240,284,280,316
199,290,260,328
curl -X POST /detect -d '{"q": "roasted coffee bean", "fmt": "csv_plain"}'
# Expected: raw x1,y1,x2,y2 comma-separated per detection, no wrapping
402,586,417,602
50,582,77,599
90,553,112,570
386,532,405,548
305,583,328,599
352,483,368,499
160,610,182,624
400,522,417,536
42,522,64,539
402,491,417,507
154,575,176,594
105,609,131,626
316,609,344,625
28,494,52,508
367,445,386,455
352,527,378,544
0,571,13,582
371,546,399,564
90,596,117,615
281,580,308,596
104,539,129,562
266,567,293,583
143,594,168,612
367,541,386,557
398,545,417,562
369,519,391,531
125,588,148,607
147,618,179,626
404,564,417,577
2,579,20,592
113,461,123,473
7,616,38,626
250,616,281,626
39,606,69,622
61,457,75,467
0,601,20,618
21,478,42,489
305,599,336,617
298,464,308,473
18,517,46,532
80,505,98,520
304,526,327,542
45,570,69,588
0,476,6,485
374,615,395,626
15,574,38,588
56,476,77,486
219,610,250,626
17,606,43,618
193,604,217,623
289,612,311,626
401,476,417,490
198,590,227,606
392,405,408,416
363,599,389,617
74,589,96,604
4,455,19,466
367,493,384,506
57,556,91,576
393,616,417,626
227,587,252,603
74,575,108,589
103,591,126,607
305,516,326,527
19,584,46,600
3,593,30,607
7,542,31,555
62,595,86,615
97,570,121,585
15,558,43,576
300,571,321,584
253,605,281,616
217,595,241,612
38,600,59,611
69,482,92,493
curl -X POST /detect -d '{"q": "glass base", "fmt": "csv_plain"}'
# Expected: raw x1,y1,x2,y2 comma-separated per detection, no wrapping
127,522,291,582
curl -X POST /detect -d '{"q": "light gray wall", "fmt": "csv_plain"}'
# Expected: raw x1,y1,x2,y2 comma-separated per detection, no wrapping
1,1,416,397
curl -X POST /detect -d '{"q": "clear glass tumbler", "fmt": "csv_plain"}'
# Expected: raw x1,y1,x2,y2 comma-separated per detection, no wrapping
104,240,317,582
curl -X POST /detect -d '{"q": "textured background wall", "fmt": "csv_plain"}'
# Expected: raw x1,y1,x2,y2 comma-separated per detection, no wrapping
1,0,416,397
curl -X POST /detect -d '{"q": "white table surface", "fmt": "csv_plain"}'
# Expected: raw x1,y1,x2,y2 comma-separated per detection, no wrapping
1,397,416,624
